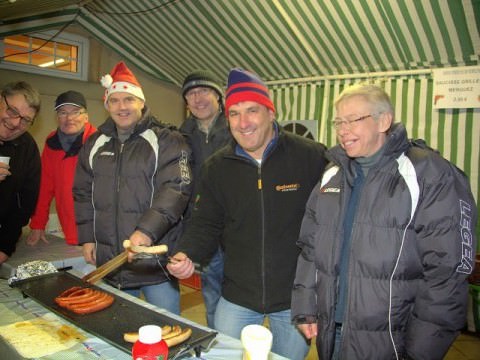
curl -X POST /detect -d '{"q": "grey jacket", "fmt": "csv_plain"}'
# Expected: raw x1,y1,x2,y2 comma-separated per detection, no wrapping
73,107,192,288
291,123,477,360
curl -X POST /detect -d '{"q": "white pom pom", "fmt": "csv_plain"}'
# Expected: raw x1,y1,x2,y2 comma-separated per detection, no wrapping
100,74,113,88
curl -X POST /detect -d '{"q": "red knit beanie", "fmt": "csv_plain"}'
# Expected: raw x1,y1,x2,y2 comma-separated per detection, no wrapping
225,68,275,115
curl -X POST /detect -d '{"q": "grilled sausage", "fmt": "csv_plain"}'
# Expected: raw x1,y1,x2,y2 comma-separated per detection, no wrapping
164,328,192,347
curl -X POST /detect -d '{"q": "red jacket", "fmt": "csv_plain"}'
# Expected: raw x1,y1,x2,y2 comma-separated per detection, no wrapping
29,122,96,244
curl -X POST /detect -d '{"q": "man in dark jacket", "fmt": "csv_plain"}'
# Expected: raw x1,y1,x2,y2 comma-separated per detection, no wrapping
0,81,41,264
180,70,231,329
291,83,477,360
73,62,192,314
168,68,328,359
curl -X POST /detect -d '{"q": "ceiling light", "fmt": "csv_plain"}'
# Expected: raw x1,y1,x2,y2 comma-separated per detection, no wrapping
38,59,65,68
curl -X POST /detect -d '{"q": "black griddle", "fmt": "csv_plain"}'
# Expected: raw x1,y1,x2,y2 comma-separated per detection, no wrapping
11,271,217,358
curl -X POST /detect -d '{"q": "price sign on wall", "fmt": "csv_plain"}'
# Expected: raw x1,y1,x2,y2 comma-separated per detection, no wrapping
432,66,480,109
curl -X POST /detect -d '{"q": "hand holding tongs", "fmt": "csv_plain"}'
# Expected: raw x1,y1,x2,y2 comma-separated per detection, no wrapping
82,240,168,284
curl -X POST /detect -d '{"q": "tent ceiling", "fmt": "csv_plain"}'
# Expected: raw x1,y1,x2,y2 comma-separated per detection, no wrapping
1,0,479,86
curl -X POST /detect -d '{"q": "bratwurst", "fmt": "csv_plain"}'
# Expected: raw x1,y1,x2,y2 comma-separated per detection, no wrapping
55,286,115,314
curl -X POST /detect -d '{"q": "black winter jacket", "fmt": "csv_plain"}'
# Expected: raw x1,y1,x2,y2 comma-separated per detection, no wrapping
175,126,327,313
179,112,231,185
292,123,477,360
179,112,231,216
73,108,192,288
0,132,40,255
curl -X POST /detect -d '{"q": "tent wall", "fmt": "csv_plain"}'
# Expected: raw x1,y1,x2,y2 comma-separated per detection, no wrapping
271,75,480,240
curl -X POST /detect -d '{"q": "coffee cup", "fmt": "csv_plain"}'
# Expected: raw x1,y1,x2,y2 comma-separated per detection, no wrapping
241,324,272,360
0,156,10,165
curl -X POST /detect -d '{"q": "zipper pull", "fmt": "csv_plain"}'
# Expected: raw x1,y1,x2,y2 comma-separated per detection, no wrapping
257,166,262,190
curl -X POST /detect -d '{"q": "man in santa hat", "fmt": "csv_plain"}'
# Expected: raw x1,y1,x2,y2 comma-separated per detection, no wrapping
73,61,192,314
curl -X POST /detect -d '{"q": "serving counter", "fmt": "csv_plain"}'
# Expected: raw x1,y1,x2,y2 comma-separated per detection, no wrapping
0,267,288,359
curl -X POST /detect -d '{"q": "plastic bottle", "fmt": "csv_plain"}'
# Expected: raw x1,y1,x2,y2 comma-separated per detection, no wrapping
132,325,169,360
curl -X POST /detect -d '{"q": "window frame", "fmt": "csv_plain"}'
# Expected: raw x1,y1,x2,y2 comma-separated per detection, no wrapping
0,30,89,81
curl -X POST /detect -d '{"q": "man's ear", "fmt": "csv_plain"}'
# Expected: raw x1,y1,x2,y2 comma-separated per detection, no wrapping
268,109,276,122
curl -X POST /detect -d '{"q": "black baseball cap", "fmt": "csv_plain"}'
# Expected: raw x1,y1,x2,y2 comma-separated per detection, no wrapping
54,90,87,110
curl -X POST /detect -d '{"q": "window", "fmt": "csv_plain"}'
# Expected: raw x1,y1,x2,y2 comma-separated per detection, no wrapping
0,31,89,81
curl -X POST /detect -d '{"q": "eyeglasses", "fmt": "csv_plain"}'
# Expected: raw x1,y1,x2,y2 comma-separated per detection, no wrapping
185,87,211,100
57,109,86,119
331,114,372,130
2,96,34,128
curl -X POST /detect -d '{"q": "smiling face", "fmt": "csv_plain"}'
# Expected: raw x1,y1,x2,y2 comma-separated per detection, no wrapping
106,92,144,131
335,95,392,158
227,101,275,159
185,87,220,125
57,104,88,135
0,93,37,142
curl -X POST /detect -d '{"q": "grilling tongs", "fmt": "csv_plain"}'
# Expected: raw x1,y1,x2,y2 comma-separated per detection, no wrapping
82,240,168,285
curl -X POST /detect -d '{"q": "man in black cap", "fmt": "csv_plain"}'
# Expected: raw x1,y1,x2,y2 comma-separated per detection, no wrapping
26,90,96,246
179,70,231,329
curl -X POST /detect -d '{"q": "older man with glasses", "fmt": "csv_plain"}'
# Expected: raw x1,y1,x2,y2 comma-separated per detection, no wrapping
0,81,41,264
26,91,96,247
291,83,477,360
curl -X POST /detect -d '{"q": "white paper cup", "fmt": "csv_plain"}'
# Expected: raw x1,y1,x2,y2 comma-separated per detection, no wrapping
0,156,10,165
241,324,272,360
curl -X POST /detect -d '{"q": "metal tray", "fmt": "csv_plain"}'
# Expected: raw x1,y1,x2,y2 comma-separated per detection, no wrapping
11,271,217,358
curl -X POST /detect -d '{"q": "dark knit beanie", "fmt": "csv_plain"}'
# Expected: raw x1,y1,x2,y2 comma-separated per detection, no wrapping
225,68,275,115
182,70,223,100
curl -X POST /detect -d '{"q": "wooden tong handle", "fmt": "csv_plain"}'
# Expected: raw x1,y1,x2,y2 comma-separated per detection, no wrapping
82,251,128,285
81,241,169,285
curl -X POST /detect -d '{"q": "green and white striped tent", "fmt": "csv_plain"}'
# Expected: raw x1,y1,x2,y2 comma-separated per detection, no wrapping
1,0,479,236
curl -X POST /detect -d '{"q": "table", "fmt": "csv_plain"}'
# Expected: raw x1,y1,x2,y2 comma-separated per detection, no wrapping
0,269,288,359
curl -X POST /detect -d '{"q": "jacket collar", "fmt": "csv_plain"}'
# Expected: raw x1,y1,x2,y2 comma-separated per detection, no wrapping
46,122,95,158
181,111,228,135
232,121,280,162
0,131,32,147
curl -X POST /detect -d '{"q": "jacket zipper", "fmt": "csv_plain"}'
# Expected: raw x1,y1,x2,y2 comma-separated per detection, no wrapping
339,169,366,357
258,164,266,310
115,142,125,288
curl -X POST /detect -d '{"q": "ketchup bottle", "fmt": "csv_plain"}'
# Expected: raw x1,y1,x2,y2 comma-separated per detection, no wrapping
132,325,169,360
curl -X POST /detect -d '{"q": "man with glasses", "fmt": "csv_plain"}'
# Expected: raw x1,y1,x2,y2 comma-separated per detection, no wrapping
26,91,96,246
0,81,41,264
291,83,477,360
180,70,231,329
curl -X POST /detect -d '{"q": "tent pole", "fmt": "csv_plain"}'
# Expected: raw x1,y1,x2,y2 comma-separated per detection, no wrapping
266,68,432,86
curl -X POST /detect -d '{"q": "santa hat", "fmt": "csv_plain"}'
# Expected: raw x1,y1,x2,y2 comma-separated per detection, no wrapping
100,61,145,106
225,68,275,115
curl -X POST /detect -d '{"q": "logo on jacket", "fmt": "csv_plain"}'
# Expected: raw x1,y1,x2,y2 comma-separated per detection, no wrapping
275,183,300,192
179,150,191,185
320,187,340,193
99,151,115,156
457,199,474,274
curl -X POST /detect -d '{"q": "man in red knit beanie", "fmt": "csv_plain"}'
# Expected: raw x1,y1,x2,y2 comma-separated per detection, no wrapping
169,68,328,359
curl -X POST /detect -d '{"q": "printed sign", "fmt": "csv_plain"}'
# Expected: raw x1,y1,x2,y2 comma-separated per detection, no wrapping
432,66,480,109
